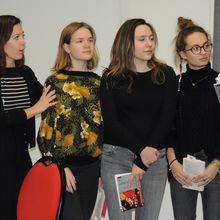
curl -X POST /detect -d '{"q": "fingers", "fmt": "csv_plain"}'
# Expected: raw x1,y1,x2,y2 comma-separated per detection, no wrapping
66,176,77,193
174,173,192,186
193,175,213,186
128,174,135,188
129,164,145,187
64,168,77,193
128,174,143,188
140,147,160,167
43,85,51,93
155,150,160,159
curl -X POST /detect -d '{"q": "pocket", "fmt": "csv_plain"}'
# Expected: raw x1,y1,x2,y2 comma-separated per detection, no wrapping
102,144,118,156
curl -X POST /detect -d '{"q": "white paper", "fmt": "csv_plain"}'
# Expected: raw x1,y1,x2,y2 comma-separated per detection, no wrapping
182,155,205,191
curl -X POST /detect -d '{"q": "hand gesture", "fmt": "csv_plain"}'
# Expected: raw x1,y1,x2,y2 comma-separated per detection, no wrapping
170,160,192,186
25,85,57,119
192,163,218,186
64,167,77,193
140,146,160,167
128,164,145,187
33,85,57,114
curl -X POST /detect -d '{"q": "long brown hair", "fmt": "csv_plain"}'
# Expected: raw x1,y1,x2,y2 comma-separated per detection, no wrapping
0,15,24,75
52,22,99,72
104,18,166,92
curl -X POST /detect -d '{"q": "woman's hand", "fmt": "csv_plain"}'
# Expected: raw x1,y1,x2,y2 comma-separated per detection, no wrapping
170,160,192,186
64,167,77,193
128,164,145,187
140,146,160,167
192,163,218,186
25,85,57,119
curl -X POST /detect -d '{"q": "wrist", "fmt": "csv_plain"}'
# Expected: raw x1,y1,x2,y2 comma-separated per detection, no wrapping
169,158,177,170
24,106,38,119
211,159,220,173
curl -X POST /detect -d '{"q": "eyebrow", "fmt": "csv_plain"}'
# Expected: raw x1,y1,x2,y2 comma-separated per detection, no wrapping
11,31,25,37
191,41,209,46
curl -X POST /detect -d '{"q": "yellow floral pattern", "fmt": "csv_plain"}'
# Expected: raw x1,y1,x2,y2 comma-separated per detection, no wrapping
37,70,103,159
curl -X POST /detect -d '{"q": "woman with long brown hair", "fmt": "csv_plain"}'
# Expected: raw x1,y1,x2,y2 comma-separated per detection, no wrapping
100,18,177,220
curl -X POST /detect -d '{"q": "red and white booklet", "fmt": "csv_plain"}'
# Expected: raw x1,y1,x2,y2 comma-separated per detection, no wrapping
115,173,144,212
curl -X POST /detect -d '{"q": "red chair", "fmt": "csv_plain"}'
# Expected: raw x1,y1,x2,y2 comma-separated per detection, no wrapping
17,156,65,220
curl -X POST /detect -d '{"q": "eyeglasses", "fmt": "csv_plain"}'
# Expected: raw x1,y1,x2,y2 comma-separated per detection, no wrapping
184,42,212,55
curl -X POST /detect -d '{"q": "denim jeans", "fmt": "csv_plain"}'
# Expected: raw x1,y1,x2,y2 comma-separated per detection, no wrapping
101,144,167,220
170,164,220,220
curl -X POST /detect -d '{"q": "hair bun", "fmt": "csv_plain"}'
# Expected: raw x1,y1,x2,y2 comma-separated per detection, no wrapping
177,17,194,31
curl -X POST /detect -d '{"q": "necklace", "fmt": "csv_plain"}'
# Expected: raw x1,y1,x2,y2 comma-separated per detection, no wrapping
186,75,210,87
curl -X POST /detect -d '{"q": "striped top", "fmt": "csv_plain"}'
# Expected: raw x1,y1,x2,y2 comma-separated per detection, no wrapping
0,76,30,111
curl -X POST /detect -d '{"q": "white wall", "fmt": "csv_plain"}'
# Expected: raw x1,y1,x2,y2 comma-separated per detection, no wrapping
1,1,214,219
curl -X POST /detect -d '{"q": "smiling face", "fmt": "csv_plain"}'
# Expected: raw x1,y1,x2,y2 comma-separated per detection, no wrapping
179,32,211,70
4,23,25,67
133,24,155,70
63,27,94,69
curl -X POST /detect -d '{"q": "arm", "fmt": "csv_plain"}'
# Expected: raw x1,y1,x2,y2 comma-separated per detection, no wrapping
147,67,178,147
167,147,192,186
0,66,56,125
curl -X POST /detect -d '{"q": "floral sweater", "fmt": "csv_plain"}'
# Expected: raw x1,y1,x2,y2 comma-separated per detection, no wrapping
37,70,103,167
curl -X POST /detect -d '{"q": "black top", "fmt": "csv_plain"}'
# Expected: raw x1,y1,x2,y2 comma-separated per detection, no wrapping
100,65,177,169
0,65,42,150
174,63,220,162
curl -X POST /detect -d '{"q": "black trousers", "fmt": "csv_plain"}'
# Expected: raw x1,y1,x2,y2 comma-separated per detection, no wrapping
60,160,100,220
0,144,32,220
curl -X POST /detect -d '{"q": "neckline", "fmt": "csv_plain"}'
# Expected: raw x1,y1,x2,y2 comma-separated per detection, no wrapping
185,74,210,87
58,69,95,76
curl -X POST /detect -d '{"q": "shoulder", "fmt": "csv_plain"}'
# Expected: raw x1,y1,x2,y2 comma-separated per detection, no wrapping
161,65,177,82
44,72,58,84
211,68,219,78
90,71,101,79
22,65,36,77
163,65,176,75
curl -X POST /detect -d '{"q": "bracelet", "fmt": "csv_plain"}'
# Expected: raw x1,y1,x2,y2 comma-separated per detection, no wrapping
169,158,177,168
211,159,220,172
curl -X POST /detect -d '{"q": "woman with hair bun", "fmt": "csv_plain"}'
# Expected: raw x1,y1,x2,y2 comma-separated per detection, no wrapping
167,17,220,220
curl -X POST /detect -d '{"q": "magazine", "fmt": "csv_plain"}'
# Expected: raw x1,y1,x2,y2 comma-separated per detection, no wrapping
182,155,205,191
114,173,144,212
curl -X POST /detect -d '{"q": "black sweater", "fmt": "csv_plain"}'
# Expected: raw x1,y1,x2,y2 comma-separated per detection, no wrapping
0,65,42,150
174,63,220,162
100,65,177,169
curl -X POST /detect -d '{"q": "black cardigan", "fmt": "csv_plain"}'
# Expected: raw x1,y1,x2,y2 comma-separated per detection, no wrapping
174,63,220,162
0,65,42,150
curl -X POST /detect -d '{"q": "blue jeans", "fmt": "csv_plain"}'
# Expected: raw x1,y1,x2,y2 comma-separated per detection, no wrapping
101,144,167,220
170,171,220,220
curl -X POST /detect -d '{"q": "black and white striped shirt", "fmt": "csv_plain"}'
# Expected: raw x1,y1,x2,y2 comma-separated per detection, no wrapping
0,76,31,111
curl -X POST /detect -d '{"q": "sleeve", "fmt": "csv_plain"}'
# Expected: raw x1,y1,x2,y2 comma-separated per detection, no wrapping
25,65,43,105
147,67,178,147
37,76,57,156
100,75,147,170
